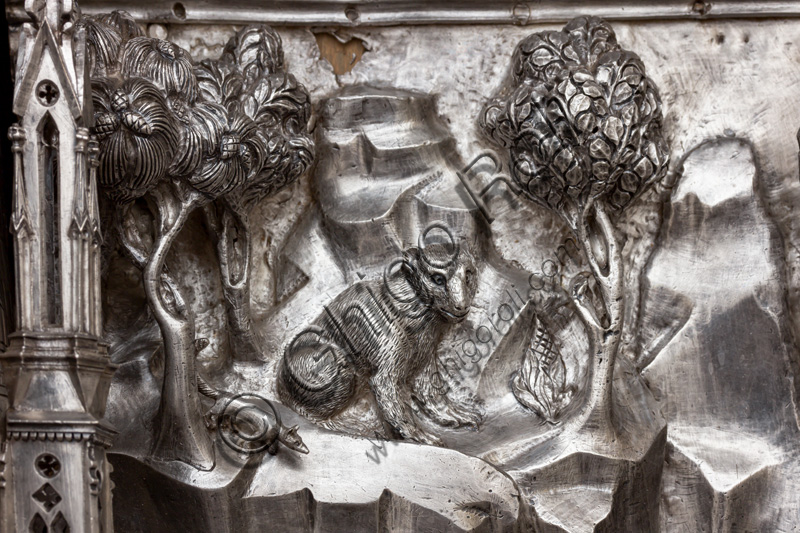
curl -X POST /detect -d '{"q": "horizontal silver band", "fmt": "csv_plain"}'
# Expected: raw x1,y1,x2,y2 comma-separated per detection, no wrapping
7,0,800,26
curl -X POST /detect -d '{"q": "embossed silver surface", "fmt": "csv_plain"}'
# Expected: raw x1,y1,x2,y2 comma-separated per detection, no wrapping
3,2,800,532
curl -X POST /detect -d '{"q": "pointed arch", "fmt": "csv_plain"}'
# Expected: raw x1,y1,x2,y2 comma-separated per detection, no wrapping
38,112,62,326
29,512,47,533
50,512,69,533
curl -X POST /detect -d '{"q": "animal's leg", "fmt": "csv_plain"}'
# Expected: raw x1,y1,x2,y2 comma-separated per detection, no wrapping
412,358,481,429
370,370,444,447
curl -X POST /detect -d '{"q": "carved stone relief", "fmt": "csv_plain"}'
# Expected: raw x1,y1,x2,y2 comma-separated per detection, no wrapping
4,2,800,532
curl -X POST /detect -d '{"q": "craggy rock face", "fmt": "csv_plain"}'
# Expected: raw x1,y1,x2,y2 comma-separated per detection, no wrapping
403,243,478,324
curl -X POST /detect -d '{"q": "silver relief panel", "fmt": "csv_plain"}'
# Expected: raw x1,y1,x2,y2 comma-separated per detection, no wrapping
4,2,800,532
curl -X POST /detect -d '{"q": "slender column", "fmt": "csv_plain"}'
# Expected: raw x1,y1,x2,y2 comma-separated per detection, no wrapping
87,139,102,337
1,1,116,532
8,126,31,332
72,128,90,334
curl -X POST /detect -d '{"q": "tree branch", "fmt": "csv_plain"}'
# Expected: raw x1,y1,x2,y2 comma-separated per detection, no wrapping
591,201,623,329
567,273,603,331
203,198,262,361
117,204,151,271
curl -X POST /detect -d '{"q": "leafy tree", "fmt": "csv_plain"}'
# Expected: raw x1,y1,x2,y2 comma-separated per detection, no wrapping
82,12,313,468
480,17,669,431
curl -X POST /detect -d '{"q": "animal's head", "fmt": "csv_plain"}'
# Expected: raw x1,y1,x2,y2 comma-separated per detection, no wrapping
402,243,478,323
279,424,309,454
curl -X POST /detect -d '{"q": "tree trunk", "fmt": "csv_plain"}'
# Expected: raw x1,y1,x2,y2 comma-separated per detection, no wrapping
146,183,215,470
566,200,624,435
204,202,263,362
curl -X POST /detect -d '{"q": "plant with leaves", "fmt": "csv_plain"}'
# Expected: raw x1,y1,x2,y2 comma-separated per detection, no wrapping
480,17,669,431
195,26,314,361
82,12,314,468
511,317,574,423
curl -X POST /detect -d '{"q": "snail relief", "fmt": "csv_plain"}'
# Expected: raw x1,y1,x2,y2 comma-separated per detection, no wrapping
278,243,481,446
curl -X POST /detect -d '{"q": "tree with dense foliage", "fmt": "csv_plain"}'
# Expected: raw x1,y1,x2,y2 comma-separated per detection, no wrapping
481,17,669,431
82,12,314,467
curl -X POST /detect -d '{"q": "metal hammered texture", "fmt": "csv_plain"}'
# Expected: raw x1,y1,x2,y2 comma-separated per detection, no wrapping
6,3,800,532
